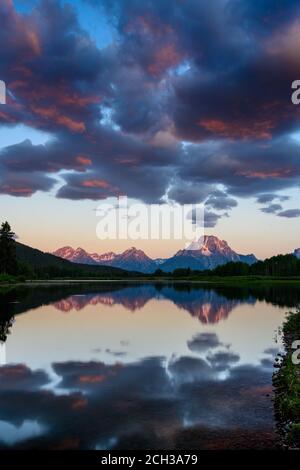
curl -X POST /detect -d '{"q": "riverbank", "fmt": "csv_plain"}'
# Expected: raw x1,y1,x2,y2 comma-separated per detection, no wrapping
273,309,300,448
0,273,25,284
2,275,300,287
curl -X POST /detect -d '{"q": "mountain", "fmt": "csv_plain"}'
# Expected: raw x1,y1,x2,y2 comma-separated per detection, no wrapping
160,236,257,272
16,242,130,277
108,247,157,273
53,246,118,265
92,252,117,263
293,248,300,259
53,246,97,265
53,246,157,273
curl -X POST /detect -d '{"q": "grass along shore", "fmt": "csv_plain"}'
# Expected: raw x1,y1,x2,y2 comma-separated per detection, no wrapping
2,273,300,285
273,309,300,448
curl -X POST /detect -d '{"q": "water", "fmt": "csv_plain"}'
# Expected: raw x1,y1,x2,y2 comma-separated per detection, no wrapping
0,282,298,450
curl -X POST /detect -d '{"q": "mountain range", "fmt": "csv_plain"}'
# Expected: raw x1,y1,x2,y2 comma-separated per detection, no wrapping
15,242,130,277
53,235,258,274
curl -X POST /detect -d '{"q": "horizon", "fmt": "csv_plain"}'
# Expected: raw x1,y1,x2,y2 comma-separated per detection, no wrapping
17,233,298,262
0,0,300,260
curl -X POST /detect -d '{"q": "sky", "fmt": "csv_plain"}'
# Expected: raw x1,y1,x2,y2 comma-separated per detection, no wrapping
0,0,300,259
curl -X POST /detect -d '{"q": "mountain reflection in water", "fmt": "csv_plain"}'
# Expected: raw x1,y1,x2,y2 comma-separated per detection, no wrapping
53,286,245,324
0,282,298,449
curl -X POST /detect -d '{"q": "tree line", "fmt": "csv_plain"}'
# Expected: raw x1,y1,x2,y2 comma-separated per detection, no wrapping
0,221,17,275
155,256,300,278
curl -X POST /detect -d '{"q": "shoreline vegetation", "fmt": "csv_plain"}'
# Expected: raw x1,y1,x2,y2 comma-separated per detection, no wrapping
0,275,300,287
2,273,300,286
273,309,300,448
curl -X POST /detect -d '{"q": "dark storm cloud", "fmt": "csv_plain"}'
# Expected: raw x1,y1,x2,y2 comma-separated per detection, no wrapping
228,0,300,33
0,126,178,201
256,194,290,204
187,332,222,353
203,211,225,228
168,356,216,384
178,137,300,197
277,209,300,218
0,0,109,134
0,364,49,391
0,138,90,173
171,57,300,142
167,180,214,205
52,361,123,392
187,206,226,228
264,347,280,356
0,170,56,197
260,358,274,369
169,1,300,143
56,165,173,204
0,357,276,449
206,351,240,371
104,0,250,72
260,204,283,214
0,0,300,210
206,190,238,211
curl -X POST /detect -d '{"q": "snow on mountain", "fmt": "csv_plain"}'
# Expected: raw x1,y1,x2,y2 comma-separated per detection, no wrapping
53,246,157,273
53,247,96,265
160,235,257,272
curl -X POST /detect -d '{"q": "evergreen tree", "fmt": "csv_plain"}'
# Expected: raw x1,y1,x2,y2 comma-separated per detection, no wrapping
0,222,17,275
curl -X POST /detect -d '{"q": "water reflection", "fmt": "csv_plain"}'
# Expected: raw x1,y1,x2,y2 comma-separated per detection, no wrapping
53,287,242,323
0,282,297,449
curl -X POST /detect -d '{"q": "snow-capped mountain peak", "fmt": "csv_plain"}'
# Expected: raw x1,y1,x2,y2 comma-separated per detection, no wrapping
188,235,232,254
53,235,257,273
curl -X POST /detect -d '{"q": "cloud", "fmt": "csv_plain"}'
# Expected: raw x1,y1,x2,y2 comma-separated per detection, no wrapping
206,351,240,371
0,355,278,449
256,193,289,204
206,190,238,211
167,180,214,205
0,364,49,391
0,171,56,197
264,347,280,356
168,356,217,384
203,210,225,228
52,361,122,391
260,203,283,214
0,0,107,133
187,206,226,228
0,128,178,201
187,332,222,353
0,0,300,214
178,137,300,198
277,209,300,218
